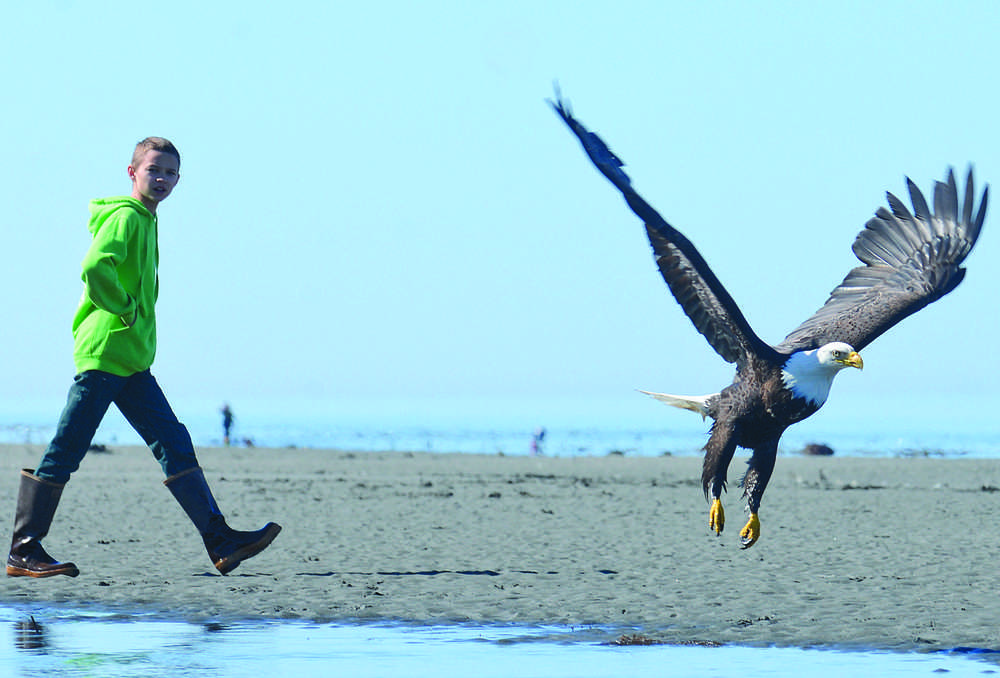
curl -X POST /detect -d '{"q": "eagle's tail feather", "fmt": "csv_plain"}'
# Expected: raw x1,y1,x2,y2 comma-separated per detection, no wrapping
638,390,715,420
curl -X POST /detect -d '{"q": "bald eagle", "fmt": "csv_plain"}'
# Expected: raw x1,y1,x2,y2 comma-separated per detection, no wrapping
551,94,988,548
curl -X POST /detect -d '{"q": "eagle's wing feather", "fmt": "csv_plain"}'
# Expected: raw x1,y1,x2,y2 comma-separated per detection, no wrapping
551,94,780,366
777,169,987,353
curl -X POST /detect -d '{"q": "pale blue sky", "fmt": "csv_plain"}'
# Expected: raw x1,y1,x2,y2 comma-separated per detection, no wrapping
3,1,999,437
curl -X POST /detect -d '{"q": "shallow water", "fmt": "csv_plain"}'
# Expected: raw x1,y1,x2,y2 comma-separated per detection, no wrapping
2,605,997,678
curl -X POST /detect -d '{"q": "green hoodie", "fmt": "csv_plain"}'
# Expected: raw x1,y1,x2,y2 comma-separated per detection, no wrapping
72,196,159,376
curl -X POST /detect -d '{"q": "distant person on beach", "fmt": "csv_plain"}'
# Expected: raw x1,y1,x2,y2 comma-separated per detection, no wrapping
6,137,281,579
531,427,546,456
221,403,234,446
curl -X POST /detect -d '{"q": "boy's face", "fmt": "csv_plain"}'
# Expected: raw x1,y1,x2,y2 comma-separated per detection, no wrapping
128,150,180,213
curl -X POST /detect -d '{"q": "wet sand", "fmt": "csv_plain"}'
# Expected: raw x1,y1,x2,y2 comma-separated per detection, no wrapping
0,443,997,651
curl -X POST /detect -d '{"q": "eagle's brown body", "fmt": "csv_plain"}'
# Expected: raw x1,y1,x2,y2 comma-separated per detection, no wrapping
701,358,819,513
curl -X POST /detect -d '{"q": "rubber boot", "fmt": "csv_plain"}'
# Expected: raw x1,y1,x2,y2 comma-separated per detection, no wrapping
7,470,80,578
164,466,281,574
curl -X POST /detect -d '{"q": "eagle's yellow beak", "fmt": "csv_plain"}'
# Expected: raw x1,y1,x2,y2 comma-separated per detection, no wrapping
840,351,864,370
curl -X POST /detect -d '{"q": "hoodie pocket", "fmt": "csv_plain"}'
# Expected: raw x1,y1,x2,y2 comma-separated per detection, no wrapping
74,308,123,357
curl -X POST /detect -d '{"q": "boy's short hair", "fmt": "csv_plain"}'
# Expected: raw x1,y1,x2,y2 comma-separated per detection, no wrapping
132,137,180,168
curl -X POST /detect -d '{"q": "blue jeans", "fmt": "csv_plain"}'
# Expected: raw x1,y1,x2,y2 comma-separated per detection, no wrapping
36,370,199,484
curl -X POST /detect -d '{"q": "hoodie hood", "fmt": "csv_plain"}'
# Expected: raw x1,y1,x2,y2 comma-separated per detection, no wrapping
87,196,152,234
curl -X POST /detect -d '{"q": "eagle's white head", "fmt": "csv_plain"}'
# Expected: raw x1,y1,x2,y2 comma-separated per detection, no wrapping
781,341,864,406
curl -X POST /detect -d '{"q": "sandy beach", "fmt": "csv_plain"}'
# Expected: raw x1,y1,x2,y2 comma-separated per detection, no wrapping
0,443,997,652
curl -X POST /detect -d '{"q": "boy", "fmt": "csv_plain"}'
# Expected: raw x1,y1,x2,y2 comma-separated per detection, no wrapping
7,137,281,578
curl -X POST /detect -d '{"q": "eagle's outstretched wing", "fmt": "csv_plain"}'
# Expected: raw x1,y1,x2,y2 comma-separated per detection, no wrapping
551,93,780,367
777,169,988,354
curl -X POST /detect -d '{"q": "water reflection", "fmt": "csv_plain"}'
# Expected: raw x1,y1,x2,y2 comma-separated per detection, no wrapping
13,616,46,652
1,606,996,678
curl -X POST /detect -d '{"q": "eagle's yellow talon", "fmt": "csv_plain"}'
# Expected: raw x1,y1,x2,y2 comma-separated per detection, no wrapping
709,498,725,535
739,513,761,549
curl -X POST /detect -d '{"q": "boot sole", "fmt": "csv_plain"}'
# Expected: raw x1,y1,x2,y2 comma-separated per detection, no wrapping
6,563,80,578
214,523,282,575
